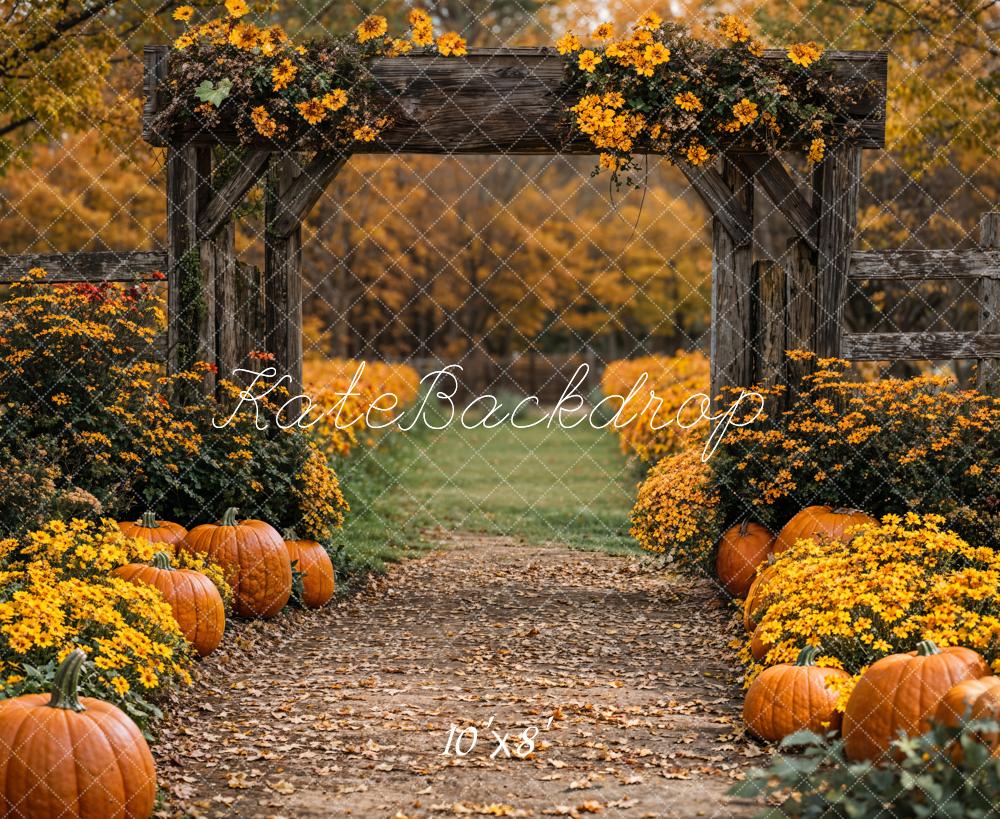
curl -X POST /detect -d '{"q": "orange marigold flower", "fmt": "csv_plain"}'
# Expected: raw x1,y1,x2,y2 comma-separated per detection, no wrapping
250,106,278,138
225,0,249,18
437,31,467,56
296,98,327,125
173,5,194,21
592,22,615,42
271,58,297,91
686,141,710,165
718,14,751,43
556,32,581,54
636,11,662,29
228,22,260,50
732,97,759,125
577,49,602,72
357,15,389,43
807,137,826,163
321,89,348,111
674,91,702,112
787,41,823,67
353,125,378,142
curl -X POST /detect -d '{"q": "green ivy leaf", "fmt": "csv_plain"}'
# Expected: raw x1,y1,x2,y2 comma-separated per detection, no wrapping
195,78,233,107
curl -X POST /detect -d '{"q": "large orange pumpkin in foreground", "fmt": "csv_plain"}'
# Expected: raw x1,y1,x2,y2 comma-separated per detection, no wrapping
183,508,291,619
935,676,1000,755
843,640,988,761
117,511,187,548
774,506,876,554
115,552,226,656
0,650,156,818
285,537,336,609
715,521,775,598
744,646,850,741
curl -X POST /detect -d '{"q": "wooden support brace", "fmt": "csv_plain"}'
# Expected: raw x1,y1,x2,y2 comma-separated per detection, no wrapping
709,158,754,408
733,152,818,251
199,151,271,239
978,212,1000,394
678,160,753,248
270,151,348,239
814,143,862,359
0,251,167,282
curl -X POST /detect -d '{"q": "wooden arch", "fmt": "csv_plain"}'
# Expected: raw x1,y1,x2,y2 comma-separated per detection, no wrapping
143,45,891,400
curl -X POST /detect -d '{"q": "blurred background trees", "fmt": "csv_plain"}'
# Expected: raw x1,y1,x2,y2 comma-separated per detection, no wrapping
1,0,996,367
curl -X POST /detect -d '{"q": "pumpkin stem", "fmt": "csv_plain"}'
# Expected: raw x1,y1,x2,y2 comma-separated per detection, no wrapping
220,507,239,527
48,649,87,712
917,639,941,656
283,528,298,541
738,520,750,537
831,507,862,515
152,552,173,570
795,646,820,666
139,510,158,529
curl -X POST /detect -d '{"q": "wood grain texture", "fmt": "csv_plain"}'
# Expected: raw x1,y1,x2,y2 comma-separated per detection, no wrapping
0,251,167,282
843,332,1000,360
199,151,271,239
211,221,238,383
142,46,887,152
785,238,817,390
849,249,1000,280
978,212,1000,393
734,153,818,250
269,151,348,238
710,158,754,407
678,160,753,247
753,260,786,390
264,156,304,399
813,143,861,359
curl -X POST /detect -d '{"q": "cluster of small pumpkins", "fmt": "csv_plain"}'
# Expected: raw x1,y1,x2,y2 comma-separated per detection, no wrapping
0,508,337,819
715,505,1000,761
117,507,337,655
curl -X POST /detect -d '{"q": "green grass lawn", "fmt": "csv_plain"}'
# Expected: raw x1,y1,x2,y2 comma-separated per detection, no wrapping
331,405,642,577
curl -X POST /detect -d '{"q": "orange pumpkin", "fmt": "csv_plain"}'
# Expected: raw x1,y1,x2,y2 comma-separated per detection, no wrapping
743,562,780,631
115,552,226,657
843,640,989,761
774,506,876,554
0,649,156,818
183,508,291,619
935,676,1000,755
750,622,773,662
117,510,187,548
285,538,336,609
715,521,775,597
743,646,850,742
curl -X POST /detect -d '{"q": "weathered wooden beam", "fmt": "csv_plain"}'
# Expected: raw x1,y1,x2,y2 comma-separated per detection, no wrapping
143,46,888,152
235,261,264,366
269,151,348,238
752,260,786,390
849,249,1000,281
678,160,753,247
208,221,238,383
198,151,271,239
813,143,861,359
785,238,817,389
710,158,754,407
843,331,1000,361
166,145,215,393
978,212,1000,393
0,251,167,282
264,155,305,401
734,152,818,250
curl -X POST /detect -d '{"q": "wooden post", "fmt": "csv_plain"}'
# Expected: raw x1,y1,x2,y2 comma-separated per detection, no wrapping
210,220,238,384
264,155,305,401
710,157,754,409
785,238,817,393
978,212,1000,394
166,145,215,393
752,260,786,392
813,144,862,358
235,261,265,369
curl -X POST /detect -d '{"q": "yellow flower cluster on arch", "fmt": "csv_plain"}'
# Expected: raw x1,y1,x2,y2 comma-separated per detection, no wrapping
561,13,846,187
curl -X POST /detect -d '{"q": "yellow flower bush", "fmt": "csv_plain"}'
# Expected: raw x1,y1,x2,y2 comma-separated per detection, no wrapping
302,356,420,459
629,449,720,569
600,351,709,462
712,354,1000,547
0,519,193,725
563,14,855,188
744,514,1000,705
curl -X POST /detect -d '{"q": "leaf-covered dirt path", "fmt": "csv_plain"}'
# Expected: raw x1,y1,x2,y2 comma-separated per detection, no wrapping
154,535,762,818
